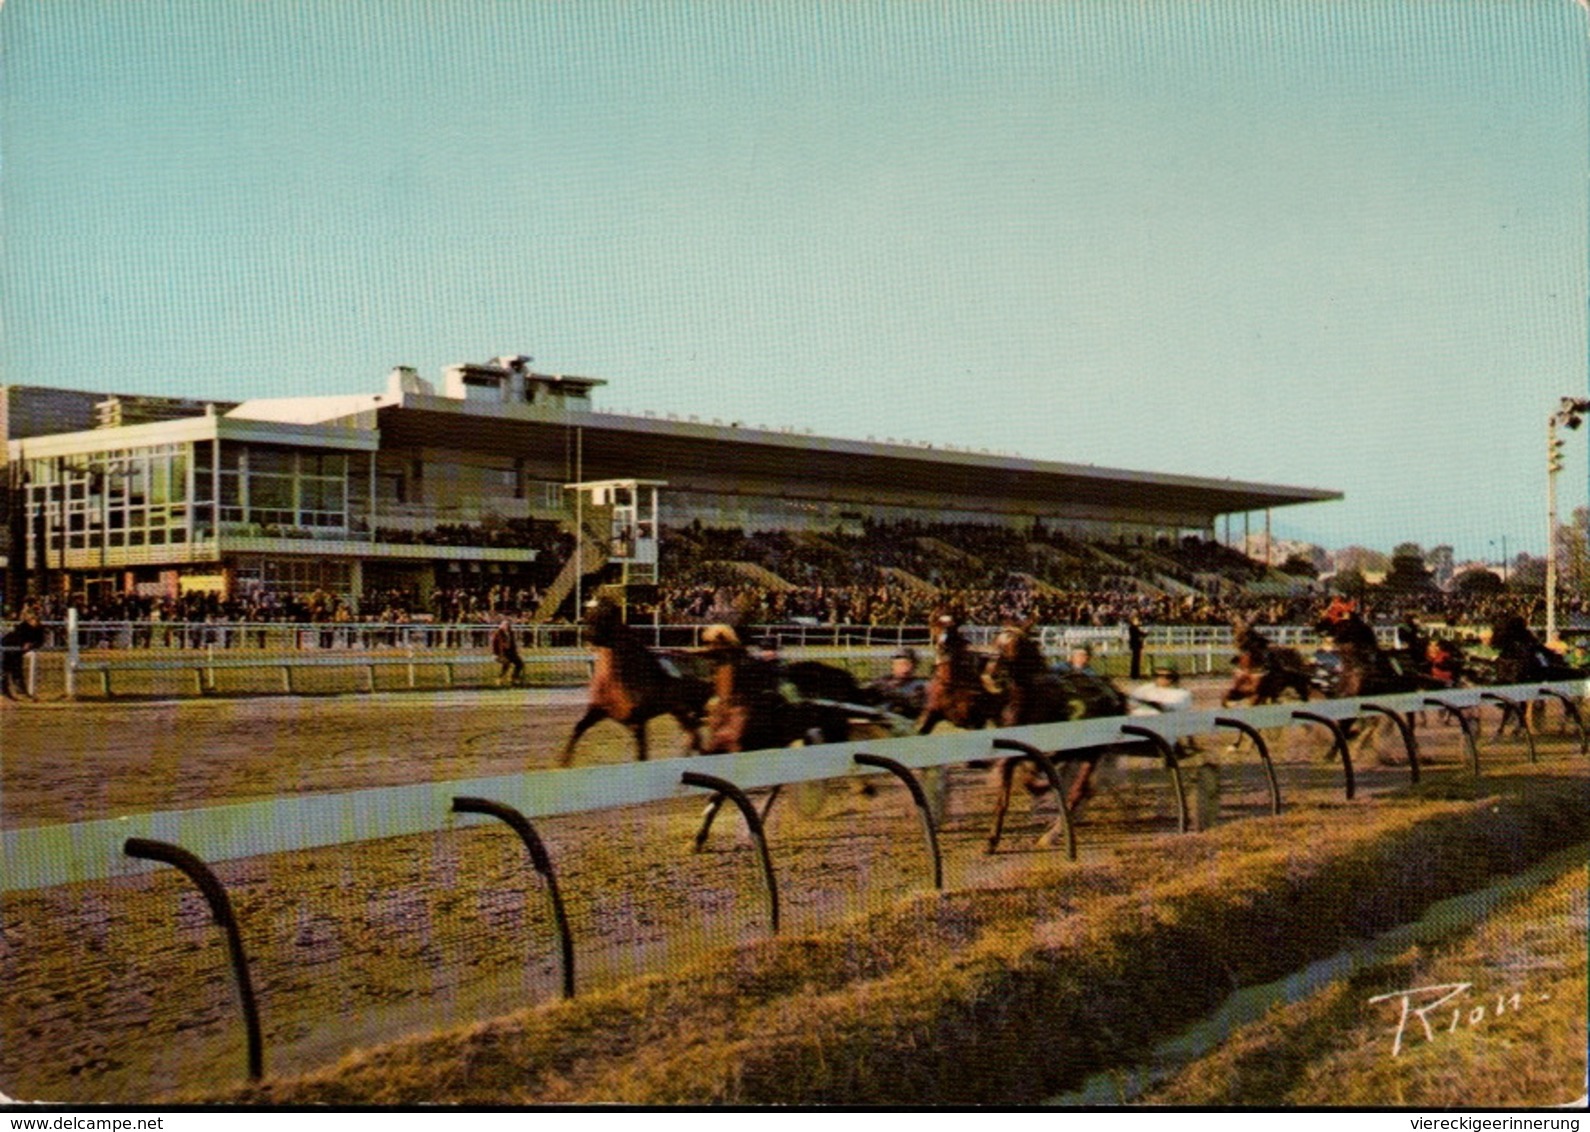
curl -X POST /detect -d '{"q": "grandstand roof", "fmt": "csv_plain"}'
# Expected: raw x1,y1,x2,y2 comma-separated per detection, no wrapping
367,392,1339,520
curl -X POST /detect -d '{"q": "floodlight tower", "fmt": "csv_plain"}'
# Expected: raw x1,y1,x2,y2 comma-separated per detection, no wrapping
1545,396,1589,644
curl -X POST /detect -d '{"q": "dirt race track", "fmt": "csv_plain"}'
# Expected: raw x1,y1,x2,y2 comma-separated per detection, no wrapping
1,679,1584,1104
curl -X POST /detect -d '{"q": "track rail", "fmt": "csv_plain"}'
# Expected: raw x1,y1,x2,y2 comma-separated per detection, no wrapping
4,680,1583,893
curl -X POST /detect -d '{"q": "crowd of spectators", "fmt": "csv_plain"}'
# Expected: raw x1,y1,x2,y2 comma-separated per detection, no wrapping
21,583,558,627
372,518,573,555
4,518,1574,633
654,581,1560,634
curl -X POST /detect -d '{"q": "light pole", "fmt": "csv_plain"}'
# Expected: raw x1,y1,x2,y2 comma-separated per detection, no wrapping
1545,397,1588,644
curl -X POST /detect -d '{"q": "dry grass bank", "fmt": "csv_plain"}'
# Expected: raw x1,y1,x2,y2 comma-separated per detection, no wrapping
193,771,1589,1106
1143,860,1588,1108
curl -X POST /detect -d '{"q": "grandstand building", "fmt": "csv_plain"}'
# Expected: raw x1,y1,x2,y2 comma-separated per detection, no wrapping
1,357,1339,615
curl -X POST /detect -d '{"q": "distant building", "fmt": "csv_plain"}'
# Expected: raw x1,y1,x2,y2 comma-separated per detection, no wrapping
2,357,1340,614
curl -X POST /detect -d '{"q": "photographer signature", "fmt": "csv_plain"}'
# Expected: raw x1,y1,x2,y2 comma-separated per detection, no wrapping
1367,982,1549,1057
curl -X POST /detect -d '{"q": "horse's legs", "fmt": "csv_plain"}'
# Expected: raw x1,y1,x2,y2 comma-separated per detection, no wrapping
1066,757,1098,811
915,710,943,736
984,758,1018,854
560,705,608,767
629,720,648,762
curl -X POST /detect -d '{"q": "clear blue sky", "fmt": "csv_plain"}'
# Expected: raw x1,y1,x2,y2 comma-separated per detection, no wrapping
3,1,1586,563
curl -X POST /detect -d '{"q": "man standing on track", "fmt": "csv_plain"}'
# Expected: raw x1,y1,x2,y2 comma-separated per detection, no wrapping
1126,617,1146,680
490,618,525,686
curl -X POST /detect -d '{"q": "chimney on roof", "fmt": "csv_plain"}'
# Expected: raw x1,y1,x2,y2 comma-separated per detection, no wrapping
387,366,433,399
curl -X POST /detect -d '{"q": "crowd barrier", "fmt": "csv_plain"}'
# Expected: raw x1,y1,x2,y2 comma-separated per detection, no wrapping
3,614,1426,698
13,615,1411,655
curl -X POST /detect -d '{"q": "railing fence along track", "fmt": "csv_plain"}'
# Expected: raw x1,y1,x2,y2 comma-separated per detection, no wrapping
2,679,1583,1087
2,614,1460,697
37,617,1413,652
6,679,1581,894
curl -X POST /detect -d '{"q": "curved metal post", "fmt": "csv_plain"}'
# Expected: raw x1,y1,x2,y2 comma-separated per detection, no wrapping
1119,725,1190,833
1482,693,1536,764
853,752,943,890
1537,687,1589,755
123,837,263,1082
1425,697,1481,777
1292,711,1355,800
681,771,780,934
1360,704,1421,784
987,739,1075,858
451,796,576,1000
1213,717,1282,814
693,792,728,852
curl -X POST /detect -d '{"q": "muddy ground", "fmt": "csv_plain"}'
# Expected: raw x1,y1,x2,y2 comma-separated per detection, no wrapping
0,679,1580,1103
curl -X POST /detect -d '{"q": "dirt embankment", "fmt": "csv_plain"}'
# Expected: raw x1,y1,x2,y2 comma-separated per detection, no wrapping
1143,860,1588,1108
198,772,1589,1107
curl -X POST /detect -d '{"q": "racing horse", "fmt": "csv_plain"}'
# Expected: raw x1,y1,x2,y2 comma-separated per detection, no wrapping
558,599,712,766
1485,613,1585,738
981,620,1133,851
1312,598,1432,759
916,611,1004,734
1313,598,1389,699
695,627,857,754
690,625,868,847
1221,620,1313,707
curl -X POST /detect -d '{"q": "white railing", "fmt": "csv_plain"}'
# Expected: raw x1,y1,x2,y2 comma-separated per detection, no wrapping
2,677,1583,893
0,616,1450,698
3,617,1450,653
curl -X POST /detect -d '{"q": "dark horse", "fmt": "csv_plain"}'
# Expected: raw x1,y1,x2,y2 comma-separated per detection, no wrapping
1314,599,1391,699
982,621,1131,849
1221,620,1313,707
916,612,1004,734
1312,599,1432,757
559,600,712,766
697,628,855,754
1485,613,1585,738
689,627,865,847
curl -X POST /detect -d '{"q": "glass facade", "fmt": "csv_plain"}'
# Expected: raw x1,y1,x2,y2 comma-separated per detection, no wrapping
23,438,355,566
25,443,193,556
233,556,355,600
214,443,349,533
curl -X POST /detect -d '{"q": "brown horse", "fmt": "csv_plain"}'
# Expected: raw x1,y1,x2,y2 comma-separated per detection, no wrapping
1314,600,1386,699
1221,621,1313,707
697,628,853,754
559,601,711,765
981,621,1132,850
916,612,1003,734
1312,600,1433,757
